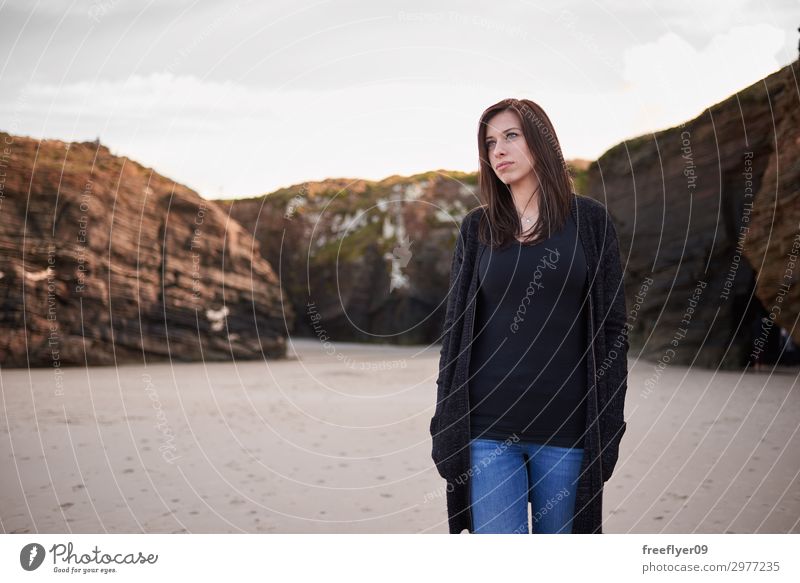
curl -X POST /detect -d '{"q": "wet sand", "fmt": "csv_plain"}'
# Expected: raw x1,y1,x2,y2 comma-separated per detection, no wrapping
1,339,798,533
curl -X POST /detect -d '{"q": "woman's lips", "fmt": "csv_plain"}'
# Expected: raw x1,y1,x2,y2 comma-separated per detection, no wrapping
496,162,513,171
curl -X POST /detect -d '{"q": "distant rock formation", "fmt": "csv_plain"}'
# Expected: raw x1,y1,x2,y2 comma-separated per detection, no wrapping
215,172,482,346
585,59,799,369
0,133,292,368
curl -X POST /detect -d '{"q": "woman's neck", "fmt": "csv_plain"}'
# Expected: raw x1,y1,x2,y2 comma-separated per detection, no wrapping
510,178,541,217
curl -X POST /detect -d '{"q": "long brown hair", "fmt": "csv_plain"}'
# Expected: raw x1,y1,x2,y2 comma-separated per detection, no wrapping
476,98,574,249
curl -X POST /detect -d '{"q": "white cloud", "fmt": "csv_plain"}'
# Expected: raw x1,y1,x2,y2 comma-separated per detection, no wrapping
621,24,786,132
15,72,278,121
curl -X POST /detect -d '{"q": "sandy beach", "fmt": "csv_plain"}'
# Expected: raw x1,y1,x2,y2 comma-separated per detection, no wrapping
1,338,798,533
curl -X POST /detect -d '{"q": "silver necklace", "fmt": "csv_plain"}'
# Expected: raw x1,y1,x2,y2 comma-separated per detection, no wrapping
517,185,541,226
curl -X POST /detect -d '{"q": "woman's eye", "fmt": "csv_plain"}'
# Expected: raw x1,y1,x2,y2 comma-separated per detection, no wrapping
506,132,518,139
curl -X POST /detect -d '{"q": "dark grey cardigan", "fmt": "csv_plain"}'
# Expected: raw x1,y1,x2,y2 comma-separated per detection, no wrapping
430,193,629,534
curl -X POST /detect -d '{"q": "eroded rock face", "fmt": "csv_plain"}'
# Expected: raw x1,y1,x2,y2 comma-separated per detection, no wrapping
0,133,292,368
585,60,799,369
744,63,800,347
215,172,482,346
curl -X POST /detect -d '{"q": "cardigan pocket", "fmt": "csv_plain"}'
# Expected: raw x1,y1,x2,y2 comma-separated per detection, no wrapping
429,414,439,436
430,414,463,481
600,420,627,482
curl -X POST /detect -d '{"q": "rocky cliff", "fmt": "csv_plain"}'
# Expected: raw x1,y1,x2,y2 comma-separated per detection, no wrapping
0,133,292,368
214,171,483,345
585,59,799,369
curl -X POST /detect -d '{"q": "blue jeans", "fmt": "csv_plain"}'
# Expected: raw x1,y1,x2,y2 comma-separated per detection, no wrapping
468,437,584,534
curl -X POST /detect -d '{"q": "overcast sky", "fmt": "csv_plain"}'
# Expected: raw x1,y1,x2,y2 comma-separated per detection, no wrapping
0,0,796,199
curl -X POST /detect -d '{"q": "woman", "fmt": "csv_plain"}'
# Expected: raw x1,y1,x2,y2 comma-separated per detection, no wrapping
430,98,629,534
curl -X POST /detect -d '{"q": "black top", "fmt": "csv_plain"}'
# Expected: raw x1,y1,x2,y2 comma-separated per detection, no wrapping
468,213,589,447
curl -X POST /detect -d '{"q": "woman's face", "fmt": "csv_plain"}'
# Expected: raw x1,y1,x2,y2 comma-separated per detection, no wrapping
484,110,537,186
